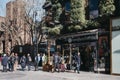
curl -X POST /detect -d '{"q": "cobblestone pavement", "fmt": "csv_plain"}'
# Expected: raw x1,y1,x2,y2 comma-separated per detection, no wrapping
0,66,120,80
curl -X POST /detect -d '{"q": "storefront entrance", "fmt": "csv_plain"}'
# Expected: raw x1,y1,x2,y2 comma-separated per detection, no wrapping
56,29,110,74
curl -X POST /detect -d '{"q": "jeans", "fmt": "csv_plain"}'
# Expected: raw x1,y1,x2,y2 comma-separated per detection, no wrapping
35,62,39,71
74,63,80,73
11,63,14,71
8,63,11,71
27,62,31,71
54,63,60,72
3,65,7,72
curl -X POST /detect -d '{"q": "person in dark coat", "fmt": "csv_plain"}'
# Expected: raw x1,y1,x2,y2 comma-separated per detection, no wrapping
1,54,8,72
74,52,81,74
10,53,15,71
7,54,11,71
20,55,26,71
34,53,41,71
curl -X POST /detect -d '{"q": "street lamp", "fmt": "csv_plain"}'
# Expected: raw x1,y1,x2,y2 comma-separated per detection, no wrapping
68,37,72,70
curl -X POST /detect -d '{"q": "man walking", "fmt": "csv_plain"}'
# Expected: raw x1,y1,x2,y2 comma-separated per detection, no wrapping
10,53,15,71
53,52,61,72
1,54,8,72
35,53,40,71
20,55,26,71
74,52,81,74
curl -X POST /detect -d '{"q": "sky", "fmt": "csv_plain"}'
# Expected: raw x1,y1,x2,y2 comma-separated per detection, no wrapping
0,0,10,17
0,0,46,20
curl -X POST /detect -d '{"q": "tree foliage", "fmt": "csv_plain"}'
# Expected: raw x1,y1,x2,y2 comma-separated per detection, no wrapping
43,0,116,34
114,0,120,16
70,0,86,31
99,0,115,16
42,0,63,35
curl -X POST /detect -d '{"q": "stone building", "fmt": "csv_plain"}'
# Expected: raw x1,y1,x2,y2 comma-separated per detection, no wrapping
0,16,5,54
5,0,31,54
4,0,46,54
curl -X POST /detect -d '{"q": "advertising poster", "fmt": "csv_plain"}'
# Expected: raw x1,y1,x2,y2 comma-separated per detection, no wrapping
98,36,108,57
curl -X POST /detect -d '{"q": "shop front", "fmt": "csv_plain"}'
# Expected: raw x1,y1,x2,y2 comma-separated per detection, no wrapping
56,29,110,73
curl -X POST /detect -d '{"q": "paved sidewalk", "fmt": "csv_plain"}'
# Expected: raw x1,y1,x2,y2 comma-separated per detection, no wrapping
0,65,120,80
0,70,120,80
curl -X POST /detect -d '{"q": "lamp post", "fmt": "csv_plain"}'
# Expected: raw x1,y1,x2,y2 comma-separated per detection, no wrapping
68,38,72,70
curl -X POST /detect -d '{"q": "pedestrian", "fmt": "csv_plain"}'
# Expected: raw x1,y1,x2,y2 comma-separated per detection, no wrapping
26,53,32,71
1,54,8,72
20,55,26,71
10,53,15,71
34,53,40,71
74,52,81,74
14,53,19,71
53,52,61,72
7,54,11,71
60,58,65,72
42,53,47,66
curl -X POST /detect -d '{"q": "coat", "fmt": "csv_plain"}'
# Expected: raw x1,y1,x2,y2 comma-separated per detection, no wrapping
20,56,26,68
2,56,8,66
53,54,61,64
75,54,81,67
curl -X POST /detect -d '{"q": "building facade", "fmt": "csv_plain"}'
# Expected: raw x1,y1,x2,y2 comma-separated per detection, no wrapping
0,16,5,54
5,0,31,54
52,0,111,74
4,0,46,55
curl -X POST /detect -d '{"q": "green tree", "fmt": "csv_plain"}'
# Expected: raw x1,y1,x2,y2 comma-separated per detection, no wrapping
114,0,120,16
69,0,86,31
99,0,115,16
42,0,63,35
97,0,115,29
